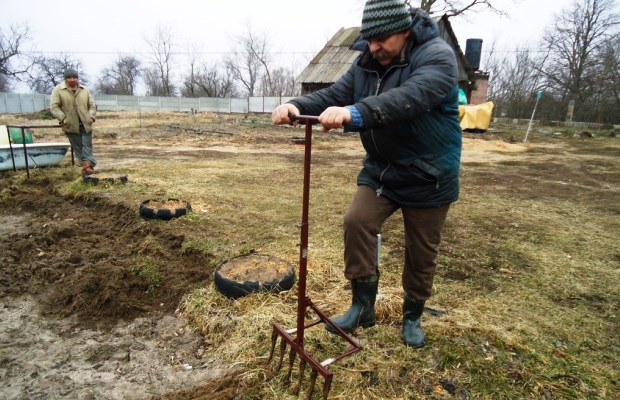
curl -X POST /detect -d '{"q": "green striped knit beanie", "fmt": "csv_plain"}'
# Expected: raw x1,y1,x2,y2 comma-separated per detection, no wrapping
360,0,412,40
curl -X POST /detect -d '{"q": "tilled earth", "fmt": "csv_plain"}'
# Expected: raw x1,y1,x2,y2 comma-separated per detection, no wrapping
0,177,243,399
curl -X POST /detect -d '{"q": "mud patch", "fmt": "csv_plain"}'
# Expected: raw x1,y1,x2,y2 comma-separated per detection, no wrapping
0,296,242,400
0,213,30,236
0,180,212,328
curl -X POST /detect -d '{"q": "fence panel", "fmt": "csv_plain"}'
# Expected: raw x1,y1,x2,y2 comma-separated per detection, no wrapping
198,97,230,113
230,98,248,114
2,93,24,113
116,95,140,111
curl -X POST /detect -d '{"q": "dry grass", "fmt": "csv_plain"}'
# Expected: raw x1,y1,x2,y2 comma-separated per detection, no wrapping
2,111,618,399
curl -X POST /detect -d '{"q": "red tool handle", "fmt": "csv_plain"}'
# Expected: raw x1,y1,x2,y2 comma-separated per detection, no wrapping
291,114,319,346
289,114,320,125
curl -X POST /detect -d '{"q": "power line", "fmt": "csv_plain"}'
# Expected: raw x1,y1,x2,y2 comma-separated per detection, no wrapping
31,50,317,56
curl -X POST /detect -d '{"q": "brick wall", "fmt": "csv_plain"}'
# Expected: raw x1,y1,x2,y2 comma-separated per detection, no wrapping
470,72,489,105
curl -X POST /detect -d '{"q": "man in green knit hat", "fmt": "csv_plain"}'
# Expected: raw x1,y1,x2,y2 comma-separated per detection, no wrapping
272,0,461,348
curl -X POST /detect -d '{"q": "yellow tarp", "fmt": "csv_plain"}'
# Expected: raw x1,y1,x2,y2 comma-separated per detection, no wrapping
459,101,494,131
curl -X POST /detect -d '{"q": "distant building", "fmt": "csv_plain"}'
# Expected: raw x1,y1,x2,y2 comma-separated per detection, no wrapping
296,15,488,104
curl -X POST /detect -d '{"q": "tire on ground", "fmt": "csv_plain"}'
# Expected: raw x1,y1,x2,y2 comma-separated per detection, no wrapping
83,174,128,185
139,198,192,220
214,254,296,299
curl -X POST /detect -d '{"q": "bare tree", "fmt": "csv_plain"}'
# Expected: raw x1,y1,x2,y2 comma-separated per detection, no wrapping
96,55,142,95
588,31,620,123
225,27,272,97
28,54,87,94
144,25,176,96
485,42,545,119
406,0,508,17
143,66,166,96
181,44,202,98
536,0,619,121
0,23,35,90
260,66,298,97
0,73,11,92
181,62,239,98
600,33,620,109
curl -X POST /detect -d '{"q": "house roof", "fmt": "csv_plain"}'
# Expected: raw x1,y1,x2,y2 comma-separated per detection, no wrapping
296,15,476,88
296,27,362,84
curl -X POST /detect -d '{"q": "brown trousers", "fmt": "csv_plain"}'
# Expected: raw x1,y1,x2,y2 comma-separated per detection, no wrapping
343,185,450,302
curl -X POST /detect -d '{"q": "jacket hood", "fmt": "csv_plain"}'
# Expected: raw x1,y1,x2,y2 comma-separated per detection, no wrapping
409,8,439,45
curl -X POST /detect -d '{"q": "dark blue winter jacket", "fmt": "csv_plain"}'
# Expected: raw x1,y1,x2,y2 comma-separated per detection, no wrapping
289,9,462,207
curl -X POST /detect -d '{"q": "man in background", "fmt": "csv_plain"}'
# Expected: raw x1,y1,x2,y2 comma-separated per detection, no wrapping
50,69,98,175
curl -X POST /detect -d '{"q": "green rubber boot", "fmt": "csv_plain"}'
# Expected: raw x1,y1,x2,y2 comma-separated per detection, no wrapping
325,275,378,334
402,294,425,348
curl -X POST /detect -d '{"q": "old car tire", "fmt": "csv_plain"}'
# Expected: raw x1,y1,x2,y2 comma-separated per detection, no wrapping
214,254,296,299
83,174,128,185
139,198,192,220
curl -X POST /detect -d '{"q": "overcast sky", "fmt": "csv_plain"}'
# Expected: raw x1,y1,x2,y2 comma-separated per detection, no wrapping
2,0,581,93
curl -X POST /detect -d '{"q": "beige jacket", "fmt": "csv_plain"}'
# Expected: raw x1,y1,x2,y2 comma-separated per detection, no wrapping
50,82,97,134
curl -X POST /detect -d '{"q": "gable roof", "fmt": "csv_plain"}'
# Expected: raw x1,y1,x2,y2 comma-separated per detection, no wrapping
296,27,362,85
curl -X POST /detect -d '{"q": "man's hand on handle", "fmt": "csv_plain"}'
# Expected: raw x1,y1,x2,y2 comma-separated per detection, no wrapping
272,104,300,125
272,104,351,132
318,106,351,132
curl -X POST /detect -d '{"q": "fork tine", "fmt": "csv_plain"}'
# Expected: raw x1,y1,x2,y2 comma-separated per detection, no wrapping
275,335,287,372
284,346,297,385
294,358,307,395
322,375,333,400
306,369,318,400
267,330,278,364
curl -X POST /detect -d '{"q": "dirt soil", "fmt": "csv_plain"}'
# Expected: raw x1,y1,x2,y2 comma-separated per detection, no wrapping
0,115,533,399
0,177,245,399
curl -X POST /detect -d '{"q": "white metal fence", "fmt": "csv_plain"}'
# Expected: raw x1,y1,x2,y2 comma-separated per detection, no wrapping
2,92,617,129
0,93,294,114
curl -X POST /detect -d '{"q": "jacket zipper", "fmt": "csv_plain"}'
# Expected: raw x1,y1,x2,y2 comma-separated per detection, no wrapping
376,185,384,197
372,70,389,197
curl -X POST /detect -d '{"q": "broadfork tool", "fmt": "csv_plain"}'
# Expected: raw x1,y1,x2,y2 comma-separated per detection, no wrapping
266,114,363,399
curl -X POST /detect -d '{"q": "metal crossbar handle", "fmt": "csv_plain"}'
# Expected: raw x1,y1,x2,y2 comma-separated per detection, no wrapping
267,114,362,400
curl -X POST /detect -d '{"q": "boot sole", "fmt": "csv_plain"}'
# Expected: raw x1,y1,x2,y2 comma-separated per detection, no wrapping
402,337,425,348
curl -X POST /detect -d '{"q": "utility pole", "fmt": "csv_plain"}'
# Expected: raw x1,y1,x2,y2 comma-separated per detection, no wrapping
524,91,542,143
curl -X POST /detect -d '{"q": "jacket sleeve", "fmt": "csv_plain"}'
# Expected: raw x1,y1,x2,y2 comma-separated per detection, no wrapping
288,64,357,116
355,38,458,129
49,87,65,121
